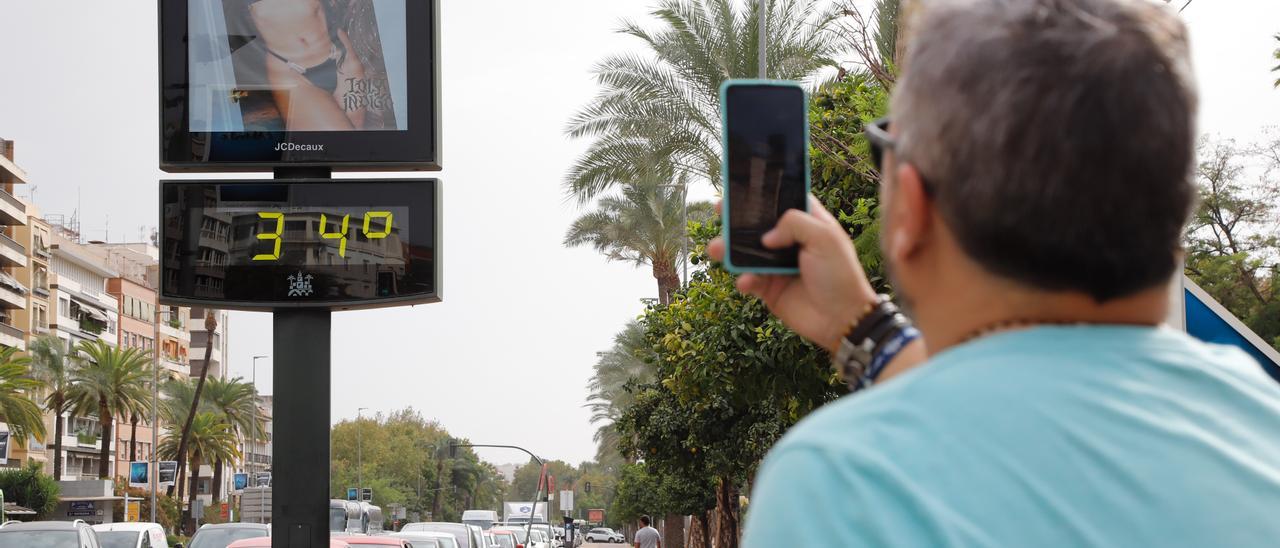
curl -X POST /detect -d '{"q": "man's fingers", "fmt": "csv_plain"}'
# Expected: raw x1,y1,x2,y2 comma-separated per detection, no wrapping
762,208,829,249
808,194,840,225
707,238,725,261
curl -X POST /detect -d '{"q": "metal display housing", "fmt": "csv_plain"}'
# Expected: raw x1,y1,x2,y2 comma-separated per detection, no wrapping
158,0,442,172
158,178,443,311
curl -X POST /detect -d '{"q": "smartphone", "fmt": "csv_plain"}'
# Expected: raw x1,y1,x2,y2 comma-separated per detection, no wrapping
720,80,810,274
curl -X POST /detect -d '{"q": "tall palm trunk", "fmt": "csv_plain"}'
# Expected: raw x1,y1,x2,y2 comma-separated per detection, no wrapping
173,312,217,502
97,400,113,479
52,398,65,480
129,413,139,465
714,477,739,548
187,452,202,531
664,513,686,548
212,457,224,502
653,260,680,305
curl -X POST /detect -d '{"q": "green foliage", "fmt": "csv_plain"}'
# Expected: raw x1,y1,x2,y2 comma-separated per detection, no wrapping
1272,34,1279,88
0,461,59,519
0,346,47,442
1185,136,1280,351
329,408,505,524
565,0,840,201
69,339,152,479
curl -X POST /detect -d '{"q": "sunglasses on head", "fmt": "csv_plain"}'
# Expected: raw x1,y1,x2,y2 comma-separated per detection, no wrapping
863,117,936,196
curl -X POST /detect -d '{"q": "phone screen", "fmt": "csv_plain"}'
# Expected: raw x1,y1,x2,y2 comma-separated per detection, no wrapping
725,84,808,269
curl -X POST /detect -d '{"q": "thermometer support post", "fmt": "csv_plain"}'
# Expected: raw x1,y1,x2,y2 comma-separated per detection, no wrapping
271,166,334,547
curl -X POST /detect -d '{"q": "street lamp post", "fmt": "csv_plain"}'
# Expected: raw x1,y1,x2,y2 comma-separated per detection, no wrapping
450,442,544,542
357,407,369,501
251,355,269,523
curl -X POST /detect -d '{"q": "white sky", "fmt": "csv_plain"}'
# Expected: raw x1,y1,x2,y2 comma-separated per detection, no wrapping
0,0,1276,467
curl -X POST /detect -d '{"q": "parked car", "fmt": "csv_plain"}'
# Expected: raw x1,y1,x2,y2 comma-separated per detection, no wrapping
399,523,482,548
92,522,170,548
0,519,101,548
490,527,534,548
331,535,412,548
188,522,270,548
391,531,462,548
487,530,517,548
227,538,349,548
583,528,624,544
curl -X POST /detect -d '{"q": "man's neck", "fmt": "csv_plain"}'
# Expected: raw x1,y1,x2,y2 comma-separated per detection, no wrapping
914,277,1172,355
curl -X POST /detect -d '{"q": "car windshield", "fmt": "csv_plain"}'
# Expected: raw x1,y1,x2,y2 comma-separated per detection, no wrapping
190,528,267,548
490,534,515,548
96,531,141,548
0,531,79,548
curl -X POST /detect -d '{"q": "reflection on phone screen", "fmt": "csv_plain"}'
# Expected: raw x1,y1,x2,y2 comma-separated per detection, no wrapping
726,85,807,268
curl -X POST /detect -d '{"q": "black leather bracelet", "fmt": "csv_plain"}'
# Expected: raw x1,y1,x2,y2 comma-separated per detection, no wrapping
847,296,896,343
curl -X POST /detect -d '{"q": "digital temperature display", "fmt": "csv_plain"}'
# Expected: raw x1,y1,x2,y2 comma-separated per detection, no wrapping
160,179,440,310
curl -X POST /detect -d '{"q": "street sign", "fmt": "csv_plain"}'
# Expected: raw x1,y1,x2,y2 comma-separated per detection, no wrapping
125,501,141,522
0,432,9,465
255,472,272,487
160,179,441,311
128,461,149,488
559,490,573,512
361,488,373,502
347,488,359,501
233,473,249,492
158,461,178,485
159,0,442,171
588,509,605,523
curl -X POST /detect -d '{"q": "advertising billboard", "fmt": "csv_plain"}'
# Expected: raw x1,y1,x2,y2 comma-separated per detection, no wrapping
129,461,150,488
160,0,440,171
587,509,605,523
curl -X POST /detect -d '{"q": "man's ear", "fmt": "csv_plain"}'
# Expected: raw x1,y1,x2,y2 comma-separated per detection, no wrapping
885,163,933,264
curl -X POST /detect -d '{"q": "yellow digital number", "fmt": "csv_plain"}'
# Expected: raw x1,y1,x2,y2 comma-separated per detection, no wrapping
319,213,350,257
362,211,394,239
253,212,284,261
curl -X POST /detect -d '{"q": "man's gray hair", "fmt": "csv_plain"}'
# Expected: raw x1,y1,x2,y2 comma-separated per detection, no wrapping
890,0,1197,301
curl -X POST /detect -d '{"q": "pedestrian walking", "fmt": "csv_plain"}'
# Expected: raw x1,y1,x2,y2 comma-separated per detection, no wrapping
707,0,1280,546
633,516,660,548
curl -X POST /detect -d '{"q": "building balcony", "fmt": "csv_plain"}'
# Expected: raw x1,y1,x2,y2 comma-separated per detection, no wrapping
0,189,26,227
0,285,23,309
0,234,25,268
0,154,28,186
0,322,23,350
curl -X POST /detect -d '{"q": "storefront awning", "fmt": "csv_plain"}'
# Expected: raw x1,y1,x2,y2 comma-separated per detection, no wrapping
0,272,27,294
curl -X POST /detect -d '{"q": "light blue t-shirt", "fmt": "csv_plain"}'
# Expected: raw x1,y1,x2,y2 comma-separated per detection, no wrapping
743,326,1280,547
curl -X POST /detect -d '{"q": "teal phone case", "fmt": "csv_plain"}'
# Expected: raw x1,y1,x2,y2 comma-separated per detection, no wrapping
719,79,811,275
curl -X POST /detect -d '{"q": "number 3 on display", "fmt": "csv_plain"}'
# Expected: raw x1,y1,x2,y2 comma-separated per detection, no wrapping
253,211,395,261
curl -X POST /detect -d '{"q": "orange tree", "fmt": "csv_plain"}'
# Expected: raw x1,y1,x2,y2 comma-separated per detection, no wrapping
614,75,889,548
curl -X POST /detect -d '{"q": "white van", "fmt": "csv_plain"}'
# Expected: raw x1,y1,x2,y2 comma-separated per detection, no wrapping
461,509,500,531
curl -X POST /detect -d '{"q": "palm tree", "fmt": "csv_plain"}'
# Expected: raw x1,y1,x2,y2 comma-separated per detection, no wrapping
0,346,47,444
29,335,79,480
203,377,260,502
585,321,656,466
68,340,151,479
171,311,217,501
158,412,240,524
565,0,838,201
565,174,715,305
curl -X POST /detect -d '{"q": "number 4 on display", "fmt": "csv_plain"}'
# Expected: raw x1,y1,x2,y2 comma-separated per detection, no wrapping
253,211,394,261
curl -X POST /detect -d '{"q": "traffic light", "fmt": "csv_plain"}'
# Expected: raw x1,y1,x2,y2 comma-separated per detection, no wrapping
448,438,458,458
584,481,592,494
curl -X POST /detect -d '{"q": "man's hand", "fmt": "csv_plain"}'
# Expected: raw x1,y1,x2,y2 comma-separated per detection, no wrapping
708,196,879,353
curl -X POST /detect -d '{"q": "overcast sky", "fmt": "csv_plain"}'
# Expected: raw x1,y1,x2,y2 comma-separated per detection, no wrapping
0,0,1276,467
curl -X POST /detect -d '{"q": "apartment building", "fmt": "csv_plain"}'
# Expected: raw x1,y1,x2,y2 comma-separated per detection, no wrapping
48,234,119,479
0,139,29,352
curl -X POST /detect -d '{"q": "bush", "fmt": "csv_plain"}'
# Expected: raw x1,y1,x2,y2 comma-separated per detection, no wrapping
0,461,59,519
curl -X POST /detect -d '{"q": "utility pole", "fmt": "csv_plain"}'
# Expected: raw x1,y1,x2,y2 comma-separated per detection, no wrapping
357,407,369,501
251,355,268,523
758,0,767,78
